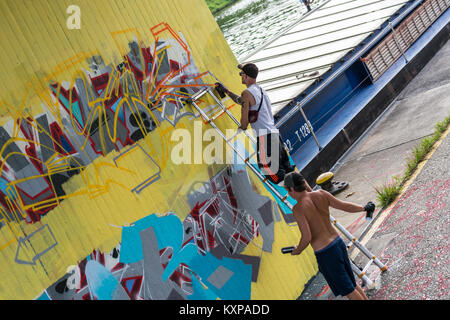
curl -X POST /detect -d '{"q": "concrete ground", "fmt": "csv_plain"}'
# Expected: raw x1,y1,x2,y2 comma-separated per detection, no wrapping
359,129,449,300
298,38,449,300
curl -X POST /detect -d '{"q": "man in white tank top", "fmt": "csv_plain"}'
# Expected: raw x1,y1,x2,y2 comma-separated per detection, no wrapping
216,63,297,184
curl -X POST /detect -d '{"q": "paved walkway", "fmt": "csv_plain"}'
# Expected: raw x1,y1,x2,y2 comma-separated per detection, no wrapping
361,127,449,300
299,38,450,300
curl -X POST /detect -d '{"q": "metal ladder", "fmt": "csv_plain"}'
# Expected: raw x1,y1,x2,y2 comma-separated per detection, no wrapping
185,84,387,288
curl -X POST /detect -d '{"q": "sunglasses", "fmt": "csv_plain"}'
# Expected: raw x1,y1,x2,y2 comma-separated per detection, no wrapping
239,71,246,76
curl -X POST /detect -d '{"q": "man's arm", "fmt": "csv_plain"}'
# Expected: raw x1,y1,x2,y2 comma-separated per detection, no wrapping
322,190,364,213
291,207,312,255
216,83,242,105
239,90,252,130
227,90,242,105
216,84,250,130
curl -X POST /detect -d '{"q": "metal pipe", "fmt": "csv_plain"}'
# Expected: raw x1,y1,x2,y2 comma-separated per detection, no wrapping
297,103,322,150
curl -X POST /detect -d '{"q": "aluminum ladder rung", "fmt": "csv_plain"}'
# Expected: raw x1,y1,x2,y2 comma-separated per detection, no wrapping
226,128,242,143
351,254,382,289
362,257,375,275
209,109,226,123
191,86,258,146
245,151,257,163
332,216,386,271
190,87,211,102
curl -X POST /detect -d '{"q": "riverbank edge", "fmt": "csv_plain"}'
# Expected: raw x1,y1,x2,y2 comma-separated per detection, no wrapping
208,0,239,15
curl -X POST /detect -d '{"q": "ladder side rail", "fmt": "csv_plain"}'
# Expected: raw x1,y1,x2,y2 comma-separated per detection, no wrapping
332,217,386,271
207,89,258,145
190,101,289,204
351,262,375,289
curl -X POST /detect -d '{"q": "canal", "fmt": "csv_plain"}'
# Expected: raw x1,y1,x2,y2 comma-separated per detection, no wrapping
215,0,329,61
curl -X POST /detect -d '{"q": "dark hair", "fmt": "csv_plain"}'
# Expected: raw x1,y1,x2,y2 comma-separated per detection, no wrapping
237,63,258,78
284,172,307,192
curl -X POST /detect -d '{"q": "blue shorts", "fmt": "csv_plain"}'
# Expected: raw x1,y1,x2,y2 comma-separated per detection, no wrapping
314,237,356,297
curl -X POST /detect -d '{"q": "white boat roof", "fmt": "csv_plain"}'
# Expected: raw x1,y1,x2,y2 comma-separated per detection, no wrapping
240,0,411,115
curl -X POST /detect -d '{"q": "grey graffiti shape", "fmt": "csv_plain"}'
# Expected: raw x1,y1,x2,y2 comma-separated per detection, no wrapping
15,224,58,265
162,96,198,127
139,226,187,300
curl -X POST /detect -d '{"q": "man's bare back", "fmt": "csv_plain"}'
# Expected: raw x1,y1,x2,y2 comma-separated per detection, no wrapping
282,172,370,300
290,189,366,255
293,190,339,252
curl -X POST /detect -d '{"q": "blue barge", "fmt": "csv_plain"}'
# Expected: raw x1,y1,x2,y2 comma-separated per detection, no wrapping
240,0,449,185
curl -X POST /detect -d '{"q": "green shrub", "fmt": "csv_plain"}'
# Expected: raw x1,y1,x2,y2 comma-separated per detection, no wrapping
375,178,401,208
374,115,449,207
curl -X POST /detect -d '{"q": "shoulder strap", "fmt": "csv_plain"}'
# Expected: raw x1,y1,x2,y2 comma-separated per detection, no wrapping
256,87,264,112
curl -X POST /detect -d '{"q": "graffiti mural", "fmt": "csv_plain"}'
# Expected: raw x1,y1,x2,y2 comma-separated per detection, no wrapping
35,167,278,300
0,22,213,226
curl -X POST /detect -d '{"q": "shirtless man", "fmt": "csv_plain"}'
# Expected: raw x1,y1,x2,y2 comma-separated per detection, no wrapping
282,171,372,300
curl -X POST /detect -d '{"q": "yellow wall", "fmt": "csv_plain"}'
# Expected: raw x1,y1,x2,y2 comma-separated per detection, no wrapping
0,0,240,115
0,0,317,300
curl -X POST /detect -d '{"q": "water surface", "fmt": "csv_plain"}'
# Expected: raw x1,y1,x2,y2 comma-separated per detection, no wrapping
216,0,329,61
